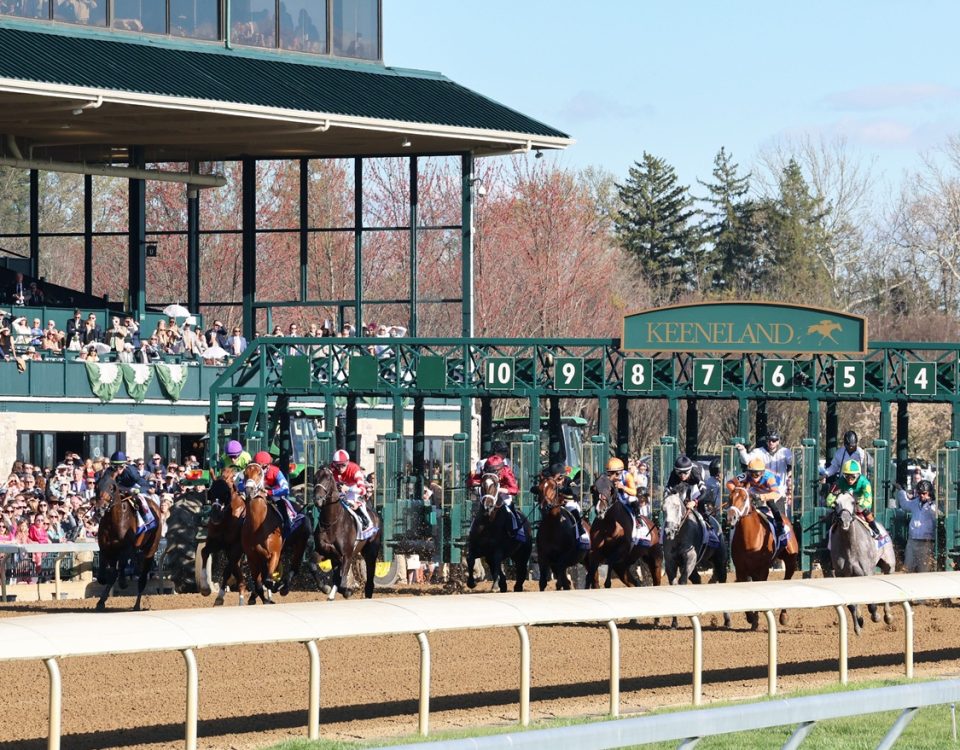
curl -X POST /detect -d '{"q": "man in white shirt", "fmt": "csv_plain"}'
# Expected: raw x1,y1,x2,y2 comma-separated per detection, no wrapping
824,430,871,482
735,430,792,499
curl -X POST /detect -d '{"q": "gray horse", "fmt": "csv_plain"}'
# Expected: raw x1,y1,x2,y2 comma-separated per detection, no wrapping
662,489,731,629
829,492,896,635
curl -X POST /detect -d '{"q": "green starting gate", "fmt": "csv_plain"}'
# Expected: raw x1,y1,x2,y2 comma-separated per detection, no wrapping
579,435,608,510
442,433,470,563
650,436,678,516
938,441,960,569
792,438,827,574
510,434,540,515
375,433,403,562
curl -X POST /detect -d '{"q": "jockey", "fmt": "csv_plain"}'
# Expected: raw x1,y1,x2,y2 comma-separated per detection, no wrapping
824,431,871,482
545,461,589,546
665,455,706,500
111,451,155,529
469,454,524,538
222,439,252,472
735,430,792,499
726,457,786,540
330,449,372,530
474,440,511,475
702,458,723,518
826,459,879,537
605,457,640,517
252,451,294,536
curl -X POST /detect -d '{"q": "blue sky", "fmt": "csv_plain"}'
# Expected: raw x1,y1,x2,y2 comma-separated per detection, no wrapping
385,1,960,192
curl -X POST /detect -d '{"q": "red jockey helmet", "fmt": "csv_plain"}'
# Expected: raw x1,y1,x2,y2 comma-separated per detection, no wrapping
484,455,505,471
253,451,273,466
332,449,350,464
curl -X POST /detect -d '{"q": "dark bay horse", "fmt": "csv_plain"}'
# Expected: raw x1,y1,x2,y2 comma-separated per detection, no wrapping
585,475,662,589
240,462,310,604
535,476,587,590
95,474,162,611
312,466,381,600
198,467,247,606
466,473,532,592
727,486,799,629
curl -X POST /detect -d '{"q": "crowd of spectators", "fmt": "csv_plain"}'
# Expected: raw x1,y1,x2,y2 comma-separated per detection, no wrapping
0,451,201,583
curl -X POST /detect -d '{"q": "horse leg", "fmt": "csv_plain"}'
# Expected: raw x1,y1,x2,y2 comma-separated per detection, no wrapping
849,603,863,634
198,542,213,597
513,545,530,592
95,560,118,611
466,547,478,590
132,558,151,612
362,539,379,599
584,554,599,590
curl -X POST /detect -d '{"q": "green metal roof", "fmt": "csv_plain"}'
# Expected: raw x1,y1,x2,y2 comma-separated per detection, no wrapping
0,23,568,140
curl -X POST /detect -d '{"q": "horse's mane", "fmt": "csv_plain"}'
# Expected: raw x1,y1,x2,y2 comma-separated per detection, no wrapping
592,474,613,504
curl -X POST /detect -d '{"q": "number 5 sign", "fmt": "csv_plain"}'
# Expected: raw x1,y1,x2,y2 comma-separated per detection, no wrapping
834,360,864,394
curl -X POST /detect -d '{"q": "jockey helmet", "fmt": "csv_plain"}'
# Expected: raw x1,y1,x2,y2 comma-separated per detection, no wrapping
843,430,858,450
332,449,350,464
766,430,781,443
606,457,624,472
674,455,693,472
253,451,273,466
548,461,567,477
709,458,721,477
225,440,243,457
109,451,127,465
747,458,765,473
841,459,861,478
484,455,505,471
492,440,509,456
916,479,934,496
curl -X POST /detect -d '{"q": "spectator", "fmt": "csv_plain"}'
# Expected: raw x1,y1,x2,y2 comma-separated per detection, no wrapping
46,509,63,543
41,320,63,354
226,326,248,356
27,281,44,305
28,317,42,346
0,324,13,360
205,320,228,349
123,316,141,348
9,271,26,305
82,313,102,345
898,479,937,573
107,316,128,353
22,345,41,362
65,309,85,350
118,342,135,363
270,325,282,336
80,346,99,363
181,317,204,356
139,335,162,363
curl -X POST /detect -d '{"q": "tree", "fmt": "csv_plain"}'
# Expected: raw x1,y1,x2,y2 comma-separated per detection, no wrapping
615,153,699,301
697,147,758,295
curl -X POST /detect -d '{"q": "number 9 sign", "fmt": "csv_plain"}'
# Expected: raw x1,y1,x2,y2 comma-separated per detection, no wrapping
554,357,584,390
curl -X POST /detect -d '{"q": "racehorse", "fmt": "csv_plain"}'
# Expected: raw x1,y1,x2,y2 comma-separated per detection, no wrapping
95,473,162,611
829,492,896,635
535,476,587,590
726,486,799,629
198,467,247,606
584,475,662,590
466,473,532,592
662,488,730,628
312,466,381,600
240,462,310,604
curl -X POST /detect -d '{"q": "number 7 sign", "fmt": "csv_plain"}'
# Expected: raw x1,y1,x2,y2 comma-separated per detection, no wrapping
693,359,722,392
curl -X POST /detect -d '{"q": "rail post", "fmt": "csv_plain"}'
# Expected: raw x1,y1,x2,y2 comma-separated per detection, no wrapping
182,648,198,750
691,615,702,706
417,632,431,736
835,605,848,685
516,624,531,726
903,601,914,678
607,620,620,717
305,640,320,740
765,610,777,695
45,657,61,750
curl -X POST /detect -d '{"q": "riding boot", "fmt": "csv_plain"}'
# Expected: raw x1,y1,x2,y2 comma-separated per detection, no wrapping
276,498,290,537
869,519,882,538
767,502,786,539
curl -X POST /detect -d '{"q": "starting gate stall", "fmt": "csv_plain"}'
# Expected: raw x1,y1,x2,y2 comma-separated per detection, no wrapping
650,436,677,516
441,434,470,564
792,438,828,574
375,434,405,563
579,434,608,511
938,441,960,569
510,434,540,518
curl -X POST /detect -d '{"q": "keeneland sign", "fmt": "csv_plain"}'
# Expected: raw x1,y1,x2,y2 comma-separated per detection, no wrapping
622,302,867,354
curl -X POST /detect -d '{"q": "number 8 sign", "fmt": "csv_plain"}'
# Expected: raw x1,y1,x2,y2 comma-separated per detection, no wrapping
623,357,653,392
554,357,584,390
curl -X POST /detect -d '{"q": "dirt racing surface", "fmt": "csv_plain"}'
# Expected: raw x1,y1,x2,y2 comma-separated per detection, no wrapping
1,580,959,750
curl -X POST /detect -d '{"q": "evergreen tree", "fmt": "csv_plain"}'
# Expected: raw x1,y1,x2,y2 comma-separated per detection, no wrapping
697,148,757,294
615,153,698,300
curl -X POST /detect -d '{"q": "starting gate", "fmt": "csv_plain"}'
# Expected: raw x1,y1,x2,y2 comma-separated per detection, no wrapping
510,434,540,515
442,433,470,564
375,433,403,562
579,435,608,510
792,439,827,574
650,436,677,516
938,441,960,569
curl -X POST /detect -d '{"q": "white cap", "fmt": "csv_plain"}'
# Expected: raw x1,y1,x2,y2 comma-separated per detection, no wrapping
184,316,197,325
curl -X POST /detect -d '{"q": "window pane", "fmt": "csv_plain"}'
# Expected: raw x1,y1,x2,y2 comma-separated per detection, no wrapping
1,1,49,19
230,0,276,48
280,0,326,53
170,0,219,40
333,0,378,59
112,0,165,33
53,0,106,26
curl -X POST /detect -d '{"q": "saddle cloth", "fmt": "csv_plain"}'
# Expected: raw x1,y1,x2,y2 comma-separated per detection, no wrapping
826,515,890,552
341,500,379,541
757,507,792,553
272,499,305,541
631,515,653,547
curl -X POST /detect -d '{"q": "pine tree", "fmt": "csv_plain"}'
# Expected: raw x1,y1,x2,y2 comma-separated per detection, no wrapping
615,153,698,300
697,148,757,294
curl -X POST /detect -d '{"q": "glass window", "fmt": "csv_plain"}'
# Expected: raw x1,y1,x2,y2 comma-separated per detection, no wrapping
333,0,378,60
1,1,49,19
52,0,106,27
279,0,325,53
170,0,219,40
230,0,276,48
112,0,165,34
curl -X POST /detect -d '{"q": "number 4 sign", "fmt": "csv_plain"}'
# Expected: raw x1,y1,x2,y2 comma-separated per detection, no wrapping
906,362,936,396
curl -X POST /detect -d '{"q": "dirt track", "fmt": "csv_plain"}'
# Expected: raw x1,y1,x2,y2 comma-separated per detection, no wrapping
1,582,959,750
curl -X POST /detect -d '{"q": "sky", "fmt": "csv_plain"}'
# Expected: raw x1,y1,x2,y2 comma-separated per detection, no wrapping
385,1,960,195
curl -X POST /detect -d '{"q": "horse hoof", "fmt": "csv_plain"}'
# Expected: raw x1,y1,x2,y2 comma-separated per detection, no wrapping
884,614,894,625
264,599,275,605
723,615,732,629
95,601,106,612
871,611,881,623
779,612,789,626
213,597,224,607
320,584,331,595
326,586,337,601
342,588,354,599
670,618,678,630
466,578,476,590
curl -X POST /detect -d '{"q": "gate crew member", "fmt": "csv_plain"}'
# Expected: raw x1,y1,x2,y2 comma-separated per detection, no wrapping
470,454,524,540
824,431,870,482
330,449,373,530
251,451,294,537
735,430,792,505
111,451,155,531
826,459,880,537
546,462,589,547
726,457,787,540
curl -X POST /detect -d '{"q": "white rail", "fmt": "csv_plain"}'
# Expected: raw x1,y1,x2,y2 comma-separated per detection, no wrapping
0,572,957,750
0,542,99,600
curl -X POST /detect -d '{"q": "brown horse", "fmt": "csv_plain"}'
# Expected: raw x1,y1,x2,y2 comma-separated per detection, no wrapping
198,468,247,606
585,475,662,589
466,473,532,592
240,462,310,604
726,486,799,629
95,474,162,611
535,477,588,591
312,466,381,600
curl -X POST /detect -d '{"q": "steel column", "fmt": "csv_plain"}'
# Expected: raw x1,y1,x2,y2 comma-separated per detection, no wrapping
668,397,680,439
391,394,404,435
413,396,425,499
299,158,309,302
29,168,38,278
736,397,750,442
808,398,821,442
548,396,562,465
755,398,768,443
685,399,698,458
128,146,146,321
616,397,629,460
879,399,892,445
826,401,839,465
597,395,610,445
241,156,257,339
84,174,93,296
409,156,419,336
346,398,359,459
353,157,364,330
187,186,200,314
461,153,474,338
896,402,909,488
479,398,493,458
529,395,540,439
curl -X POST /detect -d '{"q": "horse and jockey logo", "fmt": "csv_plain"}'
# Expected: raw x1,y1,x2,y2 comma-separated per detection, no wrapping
807,319,843,344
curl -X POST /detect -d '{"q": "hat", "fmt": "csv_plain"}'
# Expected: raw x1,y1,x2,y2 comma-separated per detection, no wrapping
184,315,196,326
110,451,127,464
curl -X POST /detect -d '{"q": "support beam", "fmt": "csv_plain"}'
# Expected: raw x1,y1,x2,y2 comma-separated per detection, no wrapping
597,396,609,445
685,399,699,458
241,156,257,339
187,186,200,314
736,398,750,442
808,398,821,443
668,398,680,439
345,398,359,459
353,157,364,331
896,401,909,488
299,158,309,302
755,398,768,443
409,156,419,336
413,396,425,499
83,174,93,296
29,168,38,278
461,153,474,338
878,399,892,446
826,401,839,465
616,397,629,461
479,398,493,458
548,396,562,465
127,146,146,322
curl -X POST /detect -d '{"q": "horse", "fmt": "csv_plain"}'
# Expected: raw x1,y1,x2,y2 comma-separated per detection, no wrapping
584,475,662,590
94,473,162,611
829,492,896,634
534,476,587,591
726,486,799,629
662,488,731,629
465,473,532,592
312,466,382,600
240,462,311,604
198,467,247,606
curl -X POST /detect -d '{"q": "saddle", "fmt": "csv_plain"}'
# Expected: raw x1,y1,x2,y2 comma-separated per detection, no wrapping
271,498,305,541
689,510,720,566
756,506,791,554
340,499,378,542
558,506,589,549
124,496,157,535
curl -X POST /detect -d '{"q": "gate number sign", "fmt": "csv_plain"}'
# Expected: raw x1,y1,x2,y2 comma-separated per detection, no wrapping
623,357,653,392
906,362,937,396
834,360,864,394
693,358,723,392
484,357,514,390
763,359,794,394
554,357,584,390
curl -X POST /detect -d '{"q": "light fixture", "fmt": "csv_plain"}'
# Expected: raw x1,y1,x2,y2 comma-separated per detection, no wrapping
71,108,83,116
401,138,412,148
534,149,543,159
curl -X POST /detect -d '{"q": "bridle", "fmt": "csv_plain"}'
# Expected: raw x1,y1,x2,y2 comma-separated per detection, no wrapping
479,472,500,515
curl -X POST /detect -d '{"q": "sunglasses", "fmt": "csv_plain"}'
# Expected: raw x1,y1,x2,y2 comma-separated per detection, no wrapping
748,470,763,477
